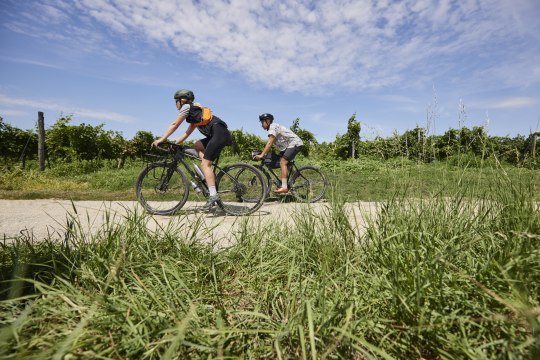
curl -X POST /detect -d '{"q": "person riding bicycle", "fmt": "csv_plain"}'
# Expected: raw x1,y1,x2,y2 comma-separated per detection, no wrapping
254,113,304,194
152,89,233,210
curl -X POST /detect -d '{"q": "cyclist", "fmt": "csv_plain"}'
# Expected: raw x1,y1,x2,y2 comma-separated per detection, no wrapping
254,113,304,194
152,89,233,210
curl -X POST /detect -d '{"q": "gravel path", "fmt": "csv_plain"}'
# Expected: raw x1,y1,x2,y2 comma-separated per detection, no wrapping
0,199,378,246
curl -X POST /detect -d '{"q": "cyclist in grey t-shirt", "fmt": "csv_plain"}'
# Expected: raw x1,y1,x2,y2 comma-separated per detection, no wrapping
254,113,304,194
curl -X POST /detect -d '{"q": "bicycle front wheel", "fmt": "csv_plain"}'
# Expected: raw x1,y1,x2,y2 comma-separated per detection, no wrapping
135,163,190,215
216,163,266,215
290,165,327,203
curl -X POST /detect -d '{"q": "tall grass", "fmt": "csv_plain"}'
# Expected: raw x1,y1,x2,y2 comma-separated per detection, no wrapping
1,172,539,358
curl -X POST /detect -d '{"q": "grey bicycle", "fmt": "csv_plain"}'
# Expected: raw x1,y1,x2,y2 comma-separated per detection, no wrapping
250,151,327,203
135,142,267,216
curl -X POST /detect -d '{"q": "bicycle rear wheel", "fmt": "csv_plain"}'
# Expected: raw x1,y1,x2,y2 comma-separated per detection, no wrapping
136,162,190,215
216,163,266,215
289,165,327,203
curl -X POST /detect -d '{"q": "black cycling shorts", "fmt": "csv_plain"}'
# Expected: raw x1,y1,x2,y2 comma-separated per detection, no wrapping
199,121,233,161
280,145,304,161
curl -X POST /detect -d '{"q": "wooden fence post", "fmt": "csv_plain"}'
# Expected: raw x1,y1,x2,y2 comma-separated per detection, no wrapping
38,111,45,171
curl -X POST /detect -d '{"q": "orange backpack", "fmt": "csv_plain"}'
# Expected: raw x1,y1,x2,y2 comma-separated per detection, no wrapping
186,104,213,126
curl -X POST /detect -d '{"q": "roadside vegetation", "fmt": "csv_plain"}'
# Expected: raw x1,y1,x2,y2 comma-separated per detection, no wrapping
1,151,539,202
1,113,538,201
1,168,539,358
1,113,539,358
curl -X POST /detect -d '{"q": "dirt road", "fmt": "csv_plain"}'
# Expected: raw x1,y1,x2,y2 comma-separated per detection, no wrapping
0,199,378,246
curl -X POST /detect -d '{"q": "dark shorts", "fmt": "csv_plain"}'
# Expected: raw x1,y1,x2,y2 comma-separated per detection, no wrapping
280,145,303,162
199,121,233,161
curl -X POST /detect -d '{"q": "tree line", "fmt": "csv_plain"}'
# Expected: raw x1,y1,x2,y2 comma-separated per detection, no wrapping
1,114,538,168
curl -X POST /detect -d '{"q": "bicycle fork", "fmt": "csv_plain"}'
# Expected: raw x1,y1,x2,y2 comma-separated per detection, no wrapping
156,166,175,193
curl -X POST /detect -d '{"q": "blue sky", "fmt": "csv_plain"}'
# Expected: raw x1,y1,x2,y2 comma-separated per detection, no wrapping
1,0,539,143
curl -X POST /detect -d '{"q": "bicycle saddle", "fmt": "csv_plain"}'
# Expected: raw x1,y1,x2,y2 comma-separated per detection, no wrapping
184,148,199,159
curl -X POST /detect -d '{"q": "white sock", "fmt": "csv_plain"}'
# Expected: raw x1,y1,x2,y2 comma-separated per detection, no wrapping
209,186,217,196
281,179,287,189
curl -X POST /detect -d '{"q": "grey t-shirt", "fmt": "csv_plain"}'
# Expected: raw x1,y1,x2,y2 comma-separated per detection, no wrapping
178,103,190,118
267,123,303,151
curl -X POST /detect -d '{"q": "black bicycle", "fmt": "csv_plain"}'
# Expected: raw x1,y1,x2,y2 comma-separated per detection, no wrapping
135,142,267,216
250,151,327,203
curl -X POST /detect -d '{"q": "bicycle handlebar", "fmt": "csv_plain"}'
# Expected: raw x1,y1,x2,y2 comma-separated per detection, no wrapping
153,141,184,153
250,150,263,161
152,141,201,160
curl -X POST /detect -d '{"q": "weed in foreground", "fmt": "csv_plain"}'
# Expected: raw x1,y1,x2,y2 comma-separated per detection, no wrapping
0,179,539,359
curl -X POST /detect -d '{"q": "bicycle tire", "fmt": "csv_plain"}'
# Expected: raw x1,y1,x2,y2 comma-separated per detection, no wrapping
233,165,271,201
289,165,327,203
136,162,190,215
215,162,266,215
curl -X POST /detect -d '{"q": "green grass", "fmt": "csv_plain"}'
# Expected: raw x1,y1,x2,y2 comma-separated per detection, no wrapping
1,156,539,202
0,160,139,200
317,156,540,202
1,166,539,358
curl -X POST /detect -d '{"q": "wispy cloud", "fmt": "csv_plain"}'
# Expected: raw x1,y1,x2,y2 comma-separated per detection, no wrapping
308,112,343,129
81,0,540,92
0,108,27,117
470,97,540,110
373,94,424,113
0,94,135,123
0,55,61,69
4,0,540,94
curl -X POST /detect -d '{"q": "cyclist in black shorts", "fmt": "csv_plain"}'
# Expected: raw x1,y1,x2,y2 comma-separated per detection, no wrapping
152,89,233,209
254,113,304,194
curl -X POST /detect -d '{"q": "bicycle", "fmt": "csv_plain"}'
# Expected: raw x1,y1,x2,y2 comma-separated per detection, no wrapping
250,151,328,203
135,142,267,216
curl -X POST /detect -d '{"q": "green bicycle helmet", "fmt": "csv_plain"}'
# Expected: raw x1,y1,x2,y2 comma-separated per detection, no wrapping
174,89,195,102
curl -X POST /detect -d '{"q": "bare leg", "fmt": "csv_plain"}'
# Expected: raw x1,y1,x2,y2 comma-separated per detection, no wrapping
201,158,215,187
280,158,289,186
193,140,205,160
192,140,214,185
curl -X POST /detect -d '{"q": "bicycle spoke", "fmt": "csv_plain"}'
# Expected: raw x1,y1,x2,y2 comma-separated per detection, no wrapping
136,163,189,215
216,163,266,215
290,166,327,203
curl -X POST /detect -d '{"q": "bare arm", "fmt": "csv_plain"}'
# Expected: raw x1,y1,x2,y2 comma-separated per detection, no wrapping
175,123,197,144
152,113,186,147
255,135,276,159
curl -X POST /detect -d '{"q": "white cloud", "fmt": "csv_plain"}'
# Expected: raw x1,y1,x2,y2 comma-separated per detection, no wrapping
0,108,27,117
470,97,540,110
0,94,135,123
308,112,342,129
0,55,61,69
6,0,540,93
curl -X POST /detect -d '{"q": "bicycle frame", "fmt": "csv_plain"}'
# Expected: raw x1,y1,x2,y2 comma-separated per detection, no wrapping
180,152,210,194
250,150,327,203
256,159,298,188
138,142,268,215
148,144,244,198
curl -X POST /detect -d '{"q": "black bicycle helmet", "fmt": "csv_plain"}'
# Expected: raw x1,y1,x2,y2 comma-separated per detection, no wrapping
174,89,195,102
259,113,274,123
